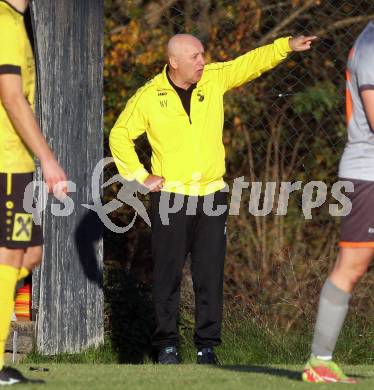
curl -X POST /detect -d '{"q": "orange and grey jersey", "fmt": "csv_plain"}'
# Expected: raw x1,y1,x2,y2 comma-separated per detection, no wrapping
339,21,374,181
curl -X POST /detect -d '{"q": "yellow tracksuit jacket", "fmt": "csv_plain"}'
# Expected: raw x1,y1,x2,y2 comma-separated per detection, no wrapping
110,37,292,195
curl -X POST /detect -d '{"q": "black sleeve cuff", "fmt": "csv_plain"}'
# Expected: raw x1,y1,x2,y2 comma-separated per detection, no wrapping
0,64,21,75
360,84,374,92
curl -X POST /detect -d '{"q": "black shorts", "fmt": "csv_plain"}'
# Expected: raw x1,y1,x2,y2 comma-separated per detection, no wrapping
339,178,374,248
0,172,44,249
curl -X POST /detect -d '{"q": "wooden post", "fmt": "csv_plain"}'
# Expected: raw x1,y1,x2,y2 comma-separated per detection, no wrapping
30,0,104,354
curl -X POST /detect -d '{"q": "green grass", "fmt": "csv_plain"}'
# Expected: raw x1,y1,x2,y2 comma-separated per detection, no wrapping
12,364,374,389
23,315,373,365
18,311,372,389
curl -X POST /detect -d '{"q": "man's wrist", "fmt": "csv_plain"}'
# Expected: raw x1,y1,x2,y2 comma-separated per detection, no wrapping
39,153,55,164
288,36,293,51
274,36,293,55
134,168,150,184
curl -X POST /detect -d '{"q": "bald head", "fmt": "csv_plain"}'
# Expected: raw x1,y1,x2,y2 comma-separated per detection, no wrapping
167,34,206,89
167,34,203,57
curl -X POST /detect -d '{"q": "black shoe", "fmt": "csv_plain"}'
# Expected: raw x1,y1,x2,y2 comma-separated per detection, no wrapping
0,366,45,385
196,347,220,365
158,346,180,364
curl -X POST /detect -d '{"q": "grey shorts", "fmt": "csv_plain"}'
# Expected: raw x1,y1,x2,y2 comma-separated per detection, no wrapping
339,178,374,248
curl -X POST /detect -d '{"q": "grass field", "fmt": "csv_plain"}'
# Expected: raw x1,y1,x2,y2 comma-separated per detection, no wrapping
12,313,372,388
12,364,374,389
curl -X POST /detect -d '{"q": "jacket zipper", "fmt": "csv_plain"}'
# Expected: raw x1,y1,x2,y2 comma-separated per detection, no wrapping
168,88,192,124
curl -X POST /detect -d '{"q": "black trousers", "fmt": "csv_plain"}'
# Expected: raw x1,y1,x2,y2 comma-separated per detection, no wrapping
150,190,228,349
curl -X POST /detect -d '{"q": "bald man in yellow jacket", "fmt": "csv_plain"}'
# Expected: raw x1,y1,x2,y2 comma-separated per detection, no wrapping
110,33,316,365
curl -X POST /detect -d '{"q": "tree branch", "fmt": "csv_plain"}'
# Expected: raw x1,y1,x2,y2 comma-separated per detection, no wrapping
257,0,317,46
145,0,178,28
315,14,374,37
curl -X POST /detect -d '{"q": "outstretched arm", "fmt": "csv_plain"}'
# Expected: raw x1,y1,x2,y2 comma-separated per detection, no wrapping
218,35,317,92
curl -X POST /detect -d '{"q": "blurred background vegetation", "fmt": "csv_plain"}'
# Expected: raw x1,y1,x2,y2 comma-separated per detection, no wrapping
103,0,374,361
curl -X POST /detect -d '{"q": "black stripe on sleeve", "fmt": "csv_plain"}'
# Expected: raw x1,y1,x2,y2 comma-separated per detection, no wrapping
360,84,374,92
0,64,22,75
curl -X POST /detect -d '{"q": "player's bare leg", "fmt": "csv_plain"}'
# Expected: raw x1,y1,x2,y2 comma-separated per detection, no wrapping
330,247,373,293
23,246,43,270
0,248,24,268
303,247,374,383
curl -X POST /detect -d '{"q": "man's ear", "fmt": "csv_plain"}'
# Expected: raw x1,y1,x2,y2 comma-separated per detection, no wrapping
169,56,178,70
